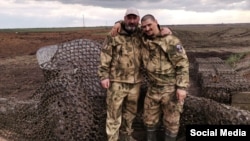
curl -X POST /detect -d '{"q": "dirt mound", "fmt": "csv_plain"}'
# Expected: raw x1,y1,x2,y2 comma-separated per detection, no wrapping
172,24,250,49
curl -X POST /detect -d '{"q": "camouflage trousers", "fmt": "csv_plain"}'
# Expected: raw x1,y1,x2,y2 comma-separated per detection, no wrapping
143,85,184,137
106,82,141,141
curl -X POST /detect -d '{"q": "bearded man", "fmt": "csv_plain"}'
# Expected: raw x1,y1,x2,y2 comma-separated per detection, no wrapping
98,7,142,141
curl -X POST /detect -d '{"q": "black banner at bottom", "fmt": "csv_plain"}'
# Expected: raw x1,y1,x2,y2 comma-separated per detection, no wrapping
186,125,250,141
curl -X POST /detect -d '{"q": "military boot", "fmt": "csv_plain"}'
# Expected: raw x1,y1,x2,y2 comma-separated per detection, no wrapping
164,133,176,141
146,127,157,141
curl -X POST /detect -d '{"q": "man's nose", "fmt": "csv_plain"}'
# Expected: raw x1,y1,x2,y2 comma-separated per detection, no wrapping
130,19,136,24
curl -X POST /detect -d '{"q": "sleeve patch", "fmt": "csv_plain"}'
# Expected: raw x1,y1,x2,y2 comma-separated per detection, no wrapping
176,44,183,53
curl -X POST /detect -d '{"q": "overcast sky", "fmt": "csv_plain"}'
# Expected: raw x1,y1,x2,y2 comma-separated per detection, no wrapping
1,0,250,29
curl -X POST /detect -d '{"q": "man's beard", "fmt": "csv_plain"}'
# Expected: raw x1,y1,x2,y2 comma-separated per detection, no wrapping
124,24,137,32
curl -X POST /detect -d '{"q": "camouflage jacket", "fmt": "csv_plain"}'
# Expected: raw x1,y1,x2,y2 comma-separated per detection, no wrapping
98,26,142,84
141,34,189,89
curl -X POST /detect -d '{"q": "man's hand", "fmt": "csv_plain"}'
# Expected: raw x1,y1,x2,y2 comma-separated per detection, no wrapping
160,27,172,36
176,88,187,104
110,22,121,36
101,78,110,89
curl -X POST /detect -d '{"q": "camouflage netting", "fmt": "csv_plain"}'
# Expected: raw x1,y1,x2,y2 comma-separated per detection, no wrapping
1,39,250,141
0,39,107,141
178,95,250,138
194,57,250,104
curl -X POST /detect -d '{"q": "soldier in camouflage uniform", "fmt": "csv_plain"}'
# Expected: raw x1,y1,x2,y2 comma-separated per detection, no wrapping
98,7,142,141
140,14,189,141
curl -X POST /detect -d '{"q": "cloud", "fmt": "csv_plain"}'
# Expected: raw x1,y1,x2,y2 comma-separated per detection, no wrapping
35,0,250,12
0,0,249,28
0,0,85,28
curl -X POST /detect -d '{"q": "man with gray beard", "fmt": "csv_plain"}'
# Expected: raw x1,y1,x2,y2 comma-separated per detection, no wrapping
98,7,143,141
